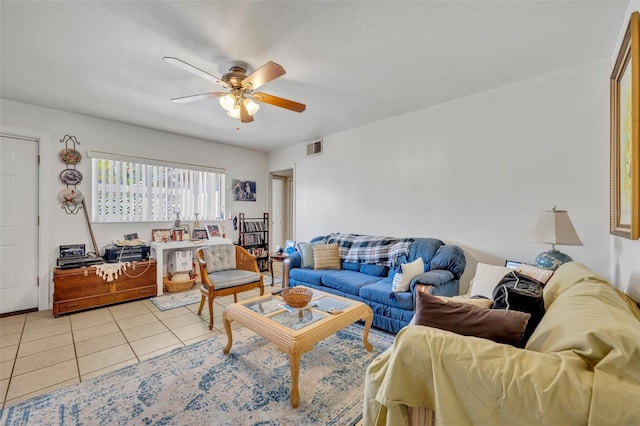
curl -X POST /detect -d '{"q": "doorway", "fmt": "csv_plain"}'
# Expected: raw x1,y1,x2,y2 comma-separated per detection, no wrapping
270,168,294,250
0,134,39,314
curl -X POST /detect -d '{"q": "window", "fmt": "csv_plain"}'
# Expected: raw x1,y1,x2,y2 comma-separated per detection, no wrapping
90,153,225,223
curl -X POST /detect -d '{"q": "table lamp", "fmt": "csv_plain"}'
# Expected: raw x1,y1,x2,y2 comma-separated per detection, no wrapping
526,207,583,270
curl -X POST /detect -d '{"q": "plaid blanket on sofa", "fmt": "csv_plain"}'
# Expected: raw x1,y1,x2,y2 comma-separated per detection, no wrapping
324,233,414,268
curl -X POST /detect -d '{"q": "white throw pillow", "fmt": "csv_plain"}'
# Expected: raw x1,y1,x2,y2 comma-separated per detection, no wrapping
297,242,315,269
469,263,512,299
392,257,424,292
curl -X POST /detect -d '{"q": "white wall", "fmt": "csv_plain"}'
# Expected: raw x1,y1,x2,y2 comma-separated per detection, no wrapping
610,1,640,302
269,58,611,294
1,99,268,307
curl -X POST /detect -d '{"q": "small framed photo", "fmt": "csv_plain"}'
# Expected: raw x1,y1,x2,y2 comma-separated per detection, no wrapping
178,224,190,240
207,224,222,238
192,229,209,240
152,229,172,243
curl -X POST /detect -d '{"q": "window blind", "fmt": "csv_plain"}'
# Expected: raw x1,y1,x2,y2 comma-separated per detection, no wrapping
89,152,225,223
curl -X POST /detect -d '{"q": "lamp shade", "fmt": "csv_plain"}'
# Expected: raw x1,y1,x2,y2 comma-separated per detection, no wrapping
526,209,583,246
527,208,582,270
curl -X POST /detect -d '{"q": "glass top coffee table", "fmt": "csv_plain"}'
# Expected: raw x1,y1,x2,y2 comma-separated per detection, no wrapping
222,286,373,408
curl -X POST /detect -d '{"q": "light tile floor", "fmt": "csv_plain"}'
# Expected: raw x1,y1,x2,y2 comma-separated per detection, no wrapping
0,279,281,410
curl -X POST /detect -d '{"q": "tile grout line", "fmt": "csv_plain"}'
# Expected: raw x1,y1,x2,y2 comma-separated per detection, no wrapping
1,287,270,409
1,314,27,409
3,314,75,406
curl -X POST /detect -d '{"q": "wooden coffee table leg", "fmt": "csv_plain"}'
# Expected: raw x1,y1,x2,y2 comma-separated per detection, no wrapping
222,311,233,354
288,345,303,408
362,310,373,351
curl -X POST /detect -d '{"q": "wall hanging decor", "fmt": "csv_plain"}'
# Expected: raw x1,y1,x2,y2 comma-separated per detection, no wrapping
58,135,101,255
58,135,84,214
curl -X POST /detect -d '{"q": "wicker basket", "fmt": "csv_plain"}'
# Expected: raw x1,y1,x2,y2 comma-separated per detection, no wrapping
281,287,313,308
163,275,196,293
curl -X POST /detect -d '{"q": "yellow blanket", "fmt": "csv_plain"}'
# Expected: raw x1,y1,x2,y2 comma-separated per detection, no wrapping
364,263,640,425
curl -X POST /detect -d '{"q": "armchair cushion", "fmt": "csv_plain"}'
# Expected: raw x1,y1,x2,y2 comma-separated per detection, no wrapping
205,269,261,290
203,244,236,273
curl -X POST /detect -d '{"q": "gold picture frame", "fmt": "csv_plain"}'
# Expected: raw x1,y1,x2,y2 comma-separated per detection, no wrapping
610,11,639,240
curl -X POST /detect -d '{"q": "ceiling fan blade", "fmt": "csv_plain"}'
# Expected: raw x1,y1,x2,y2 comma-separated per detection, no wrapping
252,92,306,113
240,101,254,123
242,61,286,91
163,56,228,88
170,92,226,104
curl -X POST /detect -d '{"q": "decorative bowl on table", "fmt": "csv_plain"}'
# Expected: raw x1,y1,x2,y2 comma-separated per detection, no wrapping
281,287,313,308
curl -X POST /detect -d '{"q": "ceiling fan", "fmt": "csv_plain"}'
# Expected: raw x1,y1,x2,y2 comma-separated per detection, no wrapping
163,57,306,123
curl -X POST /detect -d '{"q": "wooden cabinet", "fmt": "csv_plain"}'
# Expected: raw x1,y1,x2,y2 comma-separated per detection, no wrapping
53,260,157,316
238,212,269,271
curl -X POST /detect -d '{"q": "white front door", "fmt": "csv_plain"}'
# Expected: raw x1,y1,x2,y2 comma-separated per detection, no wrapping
0,135,39,314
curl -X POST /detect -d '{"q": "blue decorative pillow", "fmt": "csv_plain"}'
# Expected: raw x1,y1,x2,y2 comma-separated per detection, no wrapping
342,262,360,271
360,264,388,277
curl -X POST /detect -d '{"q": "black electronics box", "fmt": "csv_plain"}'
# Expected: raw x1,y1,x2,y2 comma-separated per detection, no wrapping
59,244,86,258
102,243,150,263
57,256,104,269
57,244,105,269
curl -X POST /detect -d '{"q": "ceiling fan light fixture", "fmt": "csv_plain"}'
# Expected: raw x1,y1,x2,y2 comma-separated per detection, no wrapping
226,98,259,120
227,107,241,119
166,57,305,121
244,98,260,115
219,94,235,111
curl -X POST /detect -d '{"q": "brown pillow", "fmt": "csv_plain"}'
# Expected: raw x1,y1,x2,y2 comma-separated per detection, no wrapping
313,243,341,270
415,291,530,346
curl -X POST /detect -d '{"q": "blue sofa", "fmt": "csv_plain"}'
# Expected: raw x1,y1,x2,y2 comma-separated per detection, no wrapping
283,233,466,333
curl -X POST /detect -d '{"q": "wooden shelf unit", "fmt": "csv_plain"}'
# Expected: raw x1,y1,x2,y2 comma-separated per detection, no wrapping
238,212,269,271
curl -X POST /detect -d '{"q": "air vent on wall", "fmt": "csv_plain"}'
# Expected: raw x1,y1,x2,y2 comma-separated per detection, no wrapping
306,139,323,156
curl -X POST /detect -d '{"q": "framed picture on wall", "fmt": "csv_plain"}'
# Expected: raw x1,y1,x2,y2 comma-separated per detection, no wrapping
610,11,639,240
232,179,256,201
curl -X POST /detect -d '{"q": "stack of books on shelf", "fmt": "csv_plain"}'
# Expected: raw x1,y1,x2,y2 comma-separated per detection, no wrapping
243,234,264,246
244,221,267,232
247,247,268,257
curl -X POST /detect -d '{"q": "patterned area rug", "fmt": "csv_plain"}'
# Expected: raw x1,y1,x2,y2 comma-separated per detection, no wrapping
1,324,392,426
150,276,282,311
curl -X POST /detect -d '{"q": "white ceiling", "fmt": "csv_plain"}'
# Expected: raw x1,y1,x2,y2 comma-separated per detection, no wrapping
0,1,629,152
